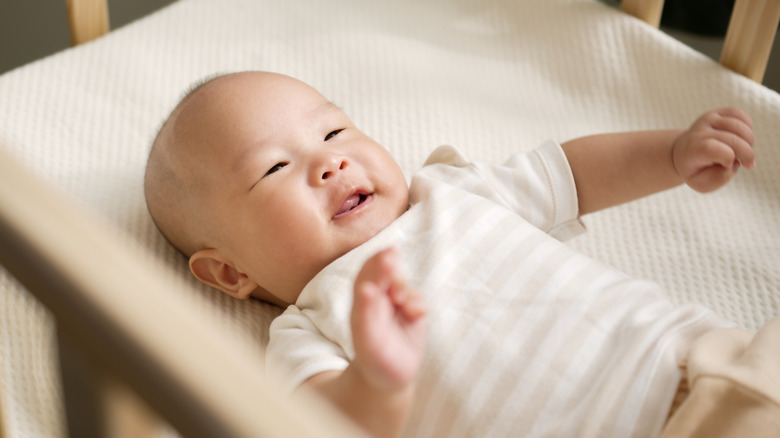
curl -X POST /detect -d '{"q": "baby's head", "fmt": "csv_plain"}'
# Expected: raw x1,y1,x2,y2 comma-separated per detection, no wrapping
145,72,409,306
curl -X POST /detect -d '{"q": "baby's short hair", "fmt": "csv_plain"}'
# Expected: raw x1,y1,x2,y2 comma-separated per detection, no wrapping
144,73,236,257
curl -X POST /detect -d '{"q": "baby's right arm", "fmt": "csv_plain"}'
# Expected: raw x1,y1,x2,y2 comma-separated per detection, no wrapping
303,247,427,438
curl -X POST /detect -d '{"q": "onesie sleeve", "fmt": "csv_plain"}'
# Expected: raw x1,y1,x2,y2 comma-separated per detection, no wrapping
420,140,585,240
266,306,350,395
501,139,586,240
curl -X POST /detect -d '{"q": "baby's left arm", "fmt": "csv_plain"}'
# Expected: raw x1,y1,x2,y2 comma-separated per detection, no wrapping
561,107,755,215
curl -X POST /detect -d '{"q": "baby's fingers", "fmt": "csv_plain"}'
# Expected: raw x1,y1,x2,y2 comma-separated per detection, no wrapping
682,137,741,192
685,161,737,193
389,282,427,321
710,107,753,136
706,107,755,168
716,130,755,170
353,247,399,320
355,247,399,294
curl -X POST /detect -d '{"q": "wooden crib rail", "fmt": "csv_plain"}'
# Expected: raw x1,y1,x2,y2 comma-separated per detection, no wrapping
65,0,109,45
624,0,780,83
621,0,666,27
623,0,780,83
0,147,364,438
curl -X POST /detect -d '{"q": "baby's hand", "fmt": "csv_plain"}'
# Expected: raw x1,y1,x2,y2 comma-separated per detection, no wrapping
672,107,755,193
351,247,427,392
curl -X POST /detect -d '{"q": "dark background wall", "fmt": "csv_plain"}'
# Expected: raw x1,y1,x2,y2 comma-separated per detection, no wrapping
0,1,176,74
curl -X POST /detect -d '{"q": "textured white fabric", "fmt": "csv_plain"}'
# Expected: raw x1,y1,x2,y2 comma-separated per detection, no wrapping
0,0,778,436
268,141,730,437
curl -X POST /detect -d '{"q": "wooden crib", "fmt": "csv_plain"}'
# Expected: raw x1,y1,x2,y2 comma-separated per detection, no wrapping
1,0,778,437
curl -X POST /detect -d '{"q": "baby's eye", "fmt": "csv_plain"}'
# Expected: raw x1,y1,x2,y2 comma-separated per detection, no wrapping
264,162,287,177
324,129,344,142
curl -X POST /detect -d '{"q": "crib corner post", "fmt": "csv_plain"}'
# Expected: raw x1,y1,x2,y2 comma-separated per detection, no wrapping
720,0,780,83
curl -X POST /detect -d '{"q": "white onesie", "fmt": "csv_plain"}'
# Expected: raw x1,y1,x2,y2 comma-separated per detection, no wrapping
266,140,729,438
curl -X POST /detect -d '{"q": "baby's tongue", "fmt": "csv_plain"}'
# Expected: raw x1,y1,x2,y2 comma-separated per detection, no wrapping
336,194,361,216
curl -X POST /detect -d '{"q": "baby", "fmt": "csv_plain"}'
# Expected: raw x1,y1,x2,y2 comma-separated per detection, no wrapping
145,71,779,438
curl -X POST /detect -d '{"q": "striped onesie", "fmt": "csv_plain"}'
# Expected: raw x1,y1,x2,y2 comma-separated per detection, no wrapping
266,140,729,438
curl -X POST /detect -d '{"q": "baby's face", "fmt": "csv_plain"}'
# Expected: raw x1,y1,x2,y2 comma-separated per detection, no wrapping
184,72,409,305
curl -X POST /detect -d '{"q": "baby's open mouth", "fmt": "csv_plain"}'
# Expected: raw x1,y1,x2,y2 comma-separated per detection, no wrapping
333,192,371,218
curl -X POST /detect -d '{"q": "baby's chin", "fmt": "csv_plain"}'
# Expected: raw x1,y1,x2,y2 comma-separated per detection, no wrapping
262,197,409,306
349,200,407,248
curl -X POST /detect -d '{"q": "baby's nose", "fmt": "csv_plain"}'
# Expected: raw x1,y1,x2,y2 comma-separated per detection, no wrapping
312,153,349,184
321,159,348,180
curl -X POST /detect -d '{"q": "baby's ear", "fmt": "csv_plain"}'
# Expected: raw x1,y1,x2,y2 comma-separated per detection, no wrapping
189,249,257,300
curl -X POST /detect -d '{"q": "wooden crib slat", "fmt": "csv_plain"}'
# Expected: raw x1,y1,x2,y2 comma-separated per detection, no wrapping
0,147,364,438
621,0,666,28
57,328,163,438
65,0,110,45
0,392,6,438
721,0,780,83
